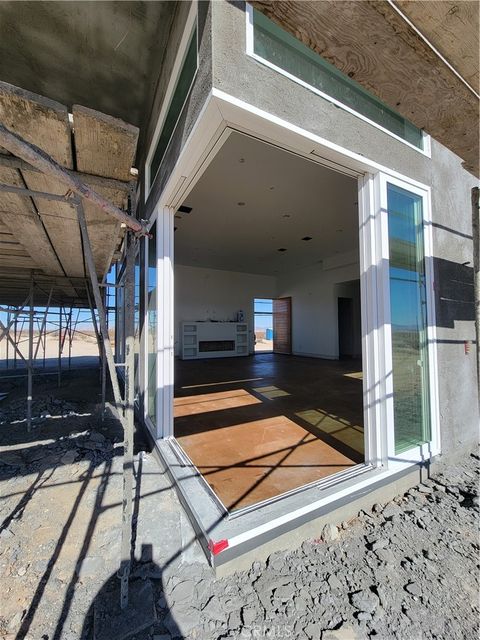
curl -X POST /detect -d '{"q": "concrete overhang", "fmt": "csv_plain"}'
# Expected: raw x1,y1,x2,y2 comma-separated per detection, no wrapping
251,0,480,178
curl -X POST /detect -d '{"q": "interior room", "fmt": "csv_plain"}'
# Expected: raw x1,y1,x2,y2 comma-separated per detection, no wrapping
173,131,364,512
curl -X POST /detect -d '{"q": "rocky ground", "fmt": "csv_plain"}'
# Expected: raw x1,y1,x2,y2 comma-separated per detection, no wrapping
0,368,478,640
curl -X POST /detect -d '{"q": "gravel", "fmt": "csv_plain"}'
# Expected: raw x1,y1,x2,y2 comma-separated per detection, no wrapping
1,373,478,639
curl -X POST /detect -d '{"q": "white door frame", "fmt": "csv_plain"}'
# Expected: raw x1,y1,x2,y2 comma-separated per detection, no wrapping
146,89,440,478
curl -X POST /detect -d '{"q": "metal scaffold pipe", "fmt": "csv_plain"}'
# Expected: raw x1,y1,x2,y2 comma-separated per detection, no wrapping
0,122,146,234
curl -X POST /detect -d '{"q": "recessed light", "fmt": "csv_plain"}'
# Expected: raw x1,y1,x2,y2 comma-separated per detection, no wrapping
302,236,313,241
238,202,246,206
278,248,287,252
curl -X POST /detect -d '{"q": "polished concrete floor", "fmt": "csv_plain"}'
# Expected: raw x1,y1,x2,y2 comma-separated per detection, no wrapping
174,353,364,511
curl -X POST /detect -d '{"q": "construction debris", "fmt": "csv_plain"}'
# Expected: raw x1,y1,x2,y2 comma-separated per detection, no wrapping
0,369,478,639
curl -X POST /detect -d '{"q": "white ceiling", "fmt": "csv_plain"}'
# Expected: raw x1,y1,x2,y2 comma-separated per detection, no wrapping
175,131,359,276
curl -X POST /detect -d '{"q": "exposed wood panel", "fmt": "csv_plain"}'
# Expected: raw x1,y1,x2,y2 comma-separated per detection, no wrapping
394,0,479,93
252,1,479,176
21,170,85,278
0,81,73,167
0,82,138,306
72,105,138,181
82,181,126,279
273,297,292,355
0,167,64,276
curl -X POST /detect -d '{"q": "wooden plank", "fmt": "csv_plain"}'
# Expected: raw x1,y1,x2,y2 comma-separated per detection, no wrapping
82,181,127,278
21,170,85,278
0,167,64,276
72,104,139,180
0,81,73,167
394,0,479,93
252,1,479,176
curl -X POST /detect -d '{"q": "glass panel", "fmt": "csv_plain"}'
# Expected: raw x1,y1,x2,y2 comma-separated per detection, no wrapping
150,27,197,183
252,9,423,149
387,183,430,453
254,298,273,352
147,223,157,426
134,250,141,400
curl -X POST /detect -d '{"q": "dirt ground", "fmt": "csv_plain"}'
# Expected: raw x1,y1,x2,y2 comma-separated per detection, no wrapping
0,334,101,366
0,368,479,640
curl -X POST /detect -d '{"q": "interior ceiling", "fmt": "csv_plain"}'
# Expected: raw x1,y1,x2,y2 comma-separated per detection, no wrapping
175,132,359,277
0,1,175,152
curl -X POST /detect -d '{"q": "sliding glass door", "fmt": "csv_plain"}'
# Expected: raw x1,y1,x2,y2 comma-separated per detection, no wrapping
147,222,157,427
384,179,434,457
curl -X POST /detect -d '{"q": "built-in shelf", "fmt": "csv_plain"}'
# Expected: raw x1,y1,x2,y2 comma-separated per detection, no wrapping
181,322,249,360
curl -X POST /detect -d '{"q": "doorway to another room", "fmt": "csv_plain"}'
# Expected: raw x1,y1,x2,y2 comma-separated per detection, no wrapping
172,130,365,512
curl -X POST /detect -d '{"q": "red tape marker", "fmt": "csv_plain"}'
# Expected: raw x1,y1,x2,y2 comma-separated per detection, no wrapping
208,539,229,555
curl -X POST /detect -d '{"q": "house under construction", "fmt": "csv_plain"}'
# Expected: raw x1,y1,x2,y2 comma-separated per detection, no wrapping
0,0,478,576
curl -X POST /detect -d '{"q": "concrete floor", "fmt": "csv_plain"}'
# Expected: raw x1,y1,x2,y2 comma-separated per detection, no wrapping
174,353,364,511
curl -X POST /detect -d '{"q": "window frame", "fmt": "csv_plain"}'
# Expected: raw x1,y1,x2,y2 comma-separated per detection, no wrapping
145,1,199,198
245,4,431,158
376,172,440,468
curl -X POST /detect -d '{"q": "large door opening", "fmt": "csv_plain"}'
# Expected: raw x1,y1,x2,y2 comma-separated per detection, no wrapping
172,131,364,511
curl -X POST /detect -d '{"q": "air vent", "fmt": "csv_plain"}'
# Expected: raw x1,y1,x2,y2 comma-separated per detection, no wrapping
178,205,192,214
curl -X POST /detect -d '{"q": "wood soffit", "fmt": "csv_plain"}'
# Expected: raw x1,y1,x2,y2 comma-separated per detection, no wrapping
251,0,479,178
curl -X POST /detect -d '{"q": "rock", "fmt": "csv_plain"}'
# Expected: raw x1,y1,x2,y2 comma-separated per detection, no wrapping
0,527,14,539
170,579,195,604
405,582,422,597
357,612,371,621
89,430,106,443
304,621,324,639
371,538,389,551
61,450,77,465
322,523,340,543
274,584,296,601
350,589,380,613
328,574,343,591
241,606,257,626
202,596,228,623
417,484,433,494
375,548,396,565
17,565,27,576
323,624,358,639
382,504,402,520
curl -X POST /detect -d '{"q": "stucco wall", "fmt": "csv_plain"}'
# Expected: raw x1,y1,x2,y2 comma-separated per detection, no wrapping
208,0,478,459
138,0,213,219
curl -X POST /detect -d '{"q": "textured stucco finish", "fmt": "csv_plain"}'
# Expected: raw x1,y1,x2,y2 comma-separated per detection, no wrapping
141,0,213,219
208,1,479,459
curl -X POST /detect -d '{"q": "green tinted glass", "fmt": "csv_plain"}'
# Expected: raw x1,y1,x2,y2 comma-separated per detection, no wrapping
387,183,430,453
150,28,197,184
253,9,423,149
147,223,157,425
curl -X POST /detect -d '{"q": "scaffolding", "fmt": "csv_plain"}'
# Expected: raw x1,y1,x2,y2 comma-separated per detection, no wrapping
0,120,144,608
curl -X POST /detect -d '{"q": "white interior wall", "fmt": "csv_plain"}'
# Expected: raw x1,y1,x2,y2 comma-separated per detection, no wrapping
276,251,360,359
175,253,360,359
174,264,276,355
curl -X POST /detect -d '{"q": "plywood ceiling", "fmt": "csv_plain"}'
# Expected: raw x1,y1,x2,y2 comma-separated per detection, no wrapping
252,0,479,177
394,0,479,93
175,132,359,276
